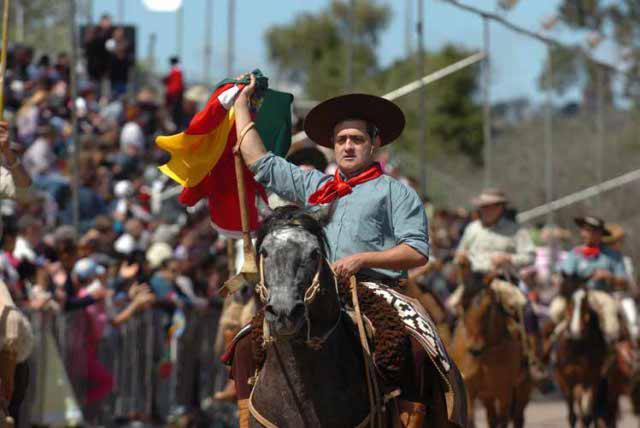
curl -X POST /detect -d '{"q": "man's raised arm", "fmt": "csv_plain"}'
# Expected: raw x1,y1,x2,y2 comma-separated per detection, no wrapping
233,73,267,167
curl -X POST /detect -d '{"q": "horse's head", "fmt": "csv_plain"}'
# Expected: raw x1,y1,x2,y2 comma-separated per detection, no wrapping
566,287,596,341
256,205,338,341
460,276,497,356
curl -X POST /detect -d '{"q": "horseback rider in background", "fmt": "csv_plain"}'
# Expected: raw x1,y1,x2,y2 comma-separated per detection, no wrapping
449,188,546,379
548,217,629,349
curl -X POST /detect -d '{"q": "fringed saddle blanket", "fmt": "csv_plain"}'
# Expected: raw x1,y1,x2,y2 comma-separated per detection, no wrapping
360,282,451,374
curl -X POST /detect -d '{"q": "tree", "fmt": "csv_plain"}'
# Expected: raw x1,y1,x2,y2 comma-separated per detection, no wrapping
265,1,483,165
538,0,640,107
264,0,390,99
12,0,73,55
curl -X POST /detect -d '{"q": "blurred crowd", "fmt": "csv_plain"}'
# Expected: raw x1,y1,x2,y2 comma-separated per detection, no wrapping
2,14,240,427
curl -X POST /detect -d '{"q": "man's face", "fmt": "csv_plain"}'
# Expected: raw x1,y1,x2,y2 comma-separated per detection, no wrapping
580,226,602,246
333,120,379,176
479,203,504,226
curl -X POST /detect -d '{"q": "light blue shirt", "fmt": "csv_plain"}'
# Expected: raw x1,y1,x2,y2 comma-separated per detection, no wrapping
560,245,627,291
250,153,430,280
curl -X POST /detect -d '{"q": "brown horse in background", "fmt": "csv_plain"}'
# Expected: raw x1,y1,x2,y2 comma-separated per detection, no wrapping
450,273,531,428
553,277,615,428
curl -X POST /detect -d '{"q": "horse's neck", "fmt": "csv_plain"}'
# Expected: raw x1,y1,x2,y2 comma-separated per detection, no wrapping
253,320,370,427
485,300,510,344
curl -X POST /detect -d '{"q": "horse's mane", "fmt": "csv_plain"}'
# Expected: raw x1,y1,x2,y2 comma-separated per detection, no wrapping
256,206,328,257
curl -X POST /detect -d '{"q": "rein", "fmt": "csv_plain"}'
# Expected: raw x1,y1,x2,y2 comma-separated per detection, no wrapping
255,255,343,349
251,255,384,428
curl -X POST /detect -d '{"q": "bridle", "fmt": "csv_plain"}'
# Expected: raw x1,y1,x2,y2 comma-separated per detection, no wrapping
254,253,343,350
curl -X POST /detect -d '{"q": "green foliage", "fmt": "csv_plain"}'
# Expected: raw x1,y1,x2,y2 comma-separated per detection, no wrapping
265,1,483,165
264,0,390,99
538,0,640,106
12,0,73,54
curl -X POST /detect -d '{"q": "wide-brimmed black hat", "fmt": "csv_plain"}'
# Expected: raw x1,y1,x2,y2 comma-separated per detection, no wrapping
304,93,405,148
574,216,611,236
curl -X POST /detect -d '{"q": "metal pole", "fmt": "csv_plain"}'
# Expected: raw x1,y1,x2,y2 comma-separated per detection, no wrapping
544,45,555,284
15,0,23,42
226,0,235,77
404,0,412,56
86,0,93,24
595,64,604,213
147,33,157,73
69,0,80,234
346,0,355,90
117,0,124,22
176,4,184,59
203,0,213,83
417,0,427,195
544,45,554,224
482,16,492,187
0,0,10,119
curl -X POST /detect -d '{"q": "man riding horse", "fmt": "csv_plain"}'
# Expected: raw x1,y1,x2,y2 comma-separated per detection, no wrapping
228,73,465,427
449,188,546,379
549,216,628,347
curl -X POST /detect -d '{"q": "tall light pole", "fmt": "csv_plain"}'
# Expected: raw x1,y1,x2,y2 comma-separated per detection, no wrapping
176,4,184,59
346,0,355,90
417,0,427,195
404,0,412,56
203,0,213,83
482,16,492,187
226,0,235,77
117,0,124,22
69,0,80,234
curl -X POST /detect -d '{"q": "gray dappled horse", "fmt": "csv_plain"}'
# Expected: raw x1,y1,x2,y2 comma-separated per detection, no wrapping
246,206,463,427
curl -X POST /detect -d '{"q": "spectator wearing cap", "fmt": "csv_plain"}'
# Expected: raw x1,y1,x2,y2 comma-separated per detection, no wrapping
52,236,106,313
71,257,115,412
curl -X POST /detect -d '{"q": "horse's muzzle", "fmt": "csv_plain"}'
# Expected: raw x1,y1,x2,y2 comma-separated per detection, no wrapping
265,301,306,337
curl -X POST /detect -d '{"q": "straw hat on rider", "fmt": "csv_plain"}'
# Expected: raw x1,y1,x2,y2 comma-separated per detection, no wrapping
574,216,611,236
603,223,625,244
304,93,405,148
472,188,508,207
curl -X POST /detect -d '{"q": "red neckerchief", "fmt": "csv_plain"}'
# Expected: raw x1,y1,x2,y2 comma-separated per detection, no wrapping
577,245,601,258
308,163,383,205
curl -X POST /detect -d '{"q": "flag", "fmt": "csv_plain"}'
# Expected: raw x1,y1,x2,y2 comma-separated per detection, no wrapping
156,71,293,237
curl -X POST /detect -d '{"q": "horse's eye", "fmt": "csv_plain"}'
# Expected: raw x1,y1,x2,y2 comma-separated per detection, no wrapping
259,248,268,258
310,248,321,260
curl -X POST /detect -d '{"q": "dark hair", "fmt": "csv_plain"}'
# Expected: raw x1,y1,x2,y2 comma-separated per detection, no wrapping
170,56,180,65
335,118,380,142
256,206,328,257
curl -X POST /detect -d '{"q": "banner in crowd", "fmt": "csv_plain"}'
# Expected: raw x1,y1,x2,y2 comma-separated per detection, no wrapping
156,70,293,236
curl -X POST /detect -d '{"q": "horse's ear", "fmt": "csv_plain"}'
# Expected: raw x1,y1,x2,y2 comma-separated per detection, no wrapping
304,202,336,226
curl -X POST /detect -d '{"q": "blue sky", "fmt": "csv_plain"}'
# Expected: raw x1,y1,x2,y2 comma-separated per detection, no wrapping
91,0,599,102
